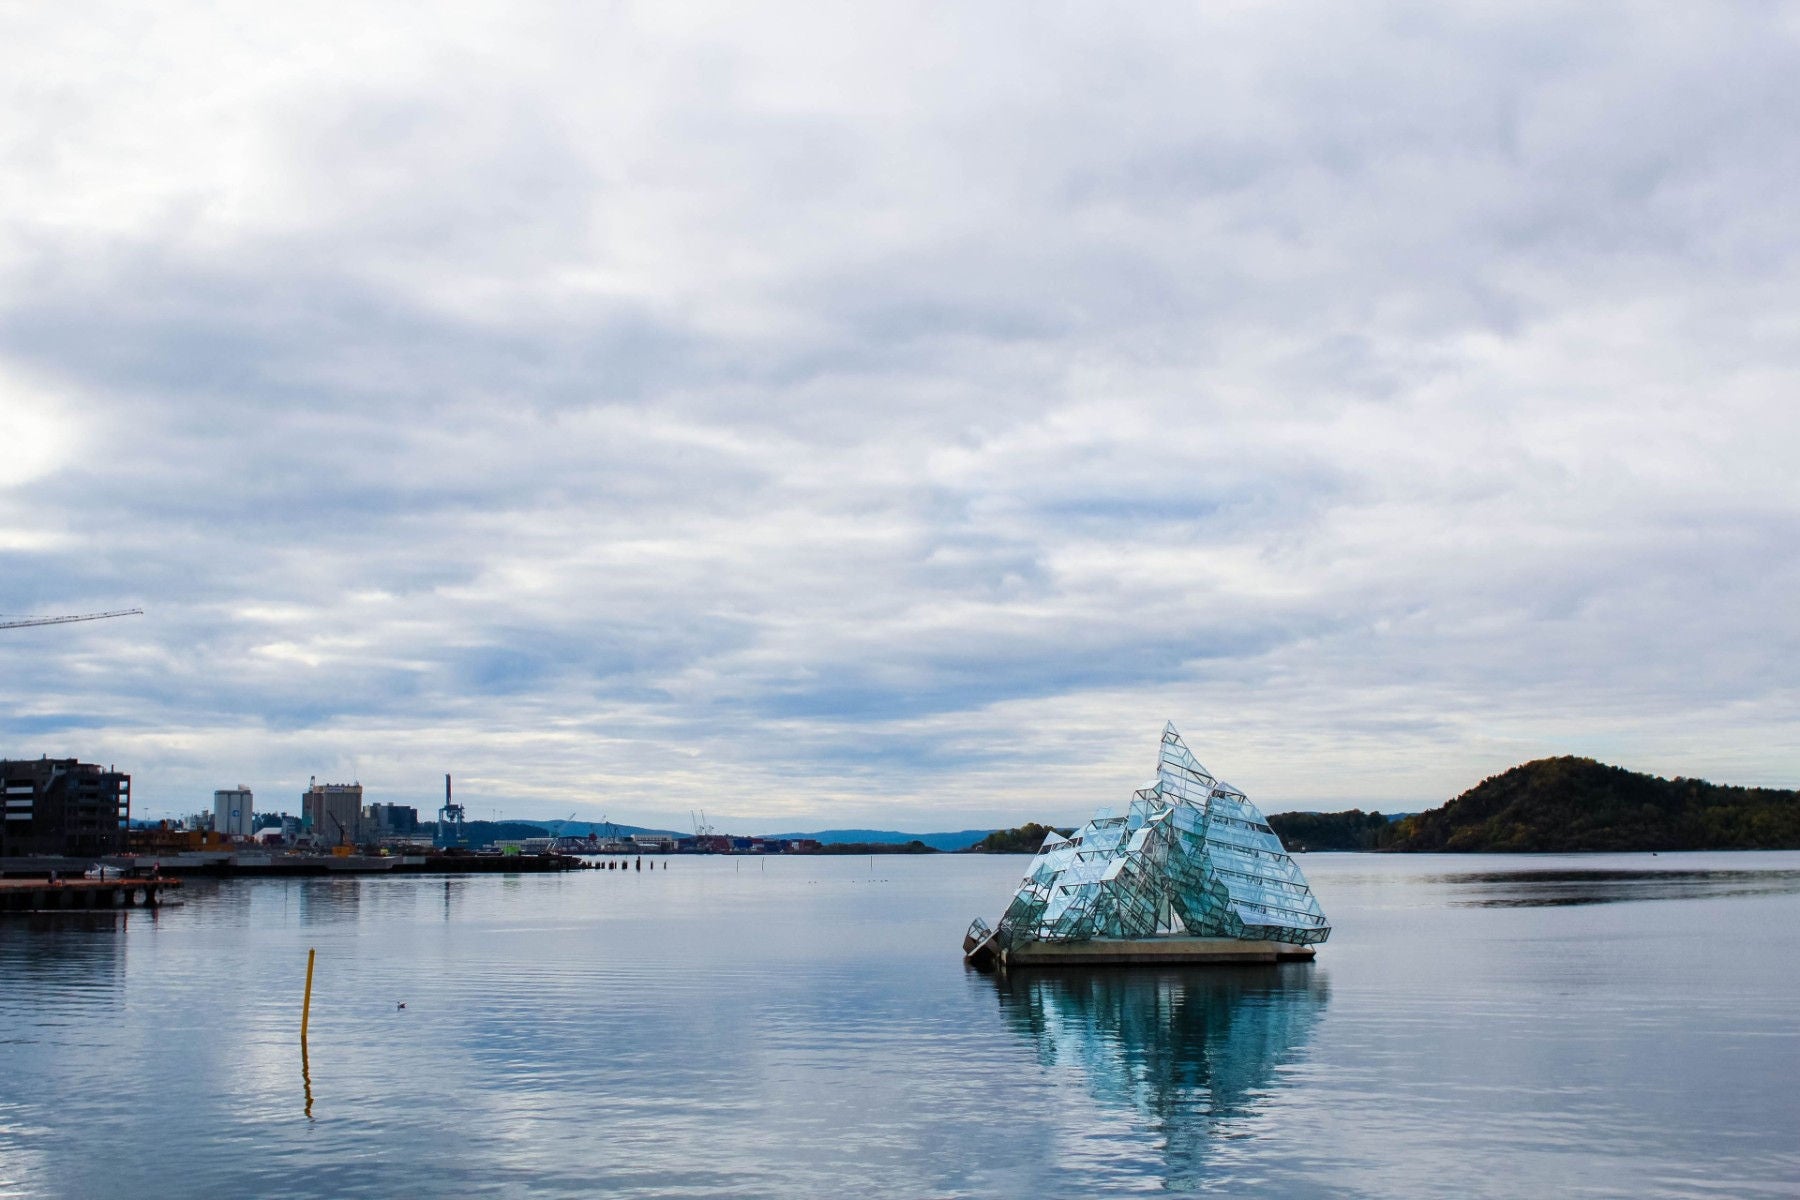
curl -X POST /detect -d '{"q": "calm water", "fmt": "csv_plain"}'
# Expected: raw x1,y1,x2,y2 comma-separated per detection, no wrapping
2,852,1798,1198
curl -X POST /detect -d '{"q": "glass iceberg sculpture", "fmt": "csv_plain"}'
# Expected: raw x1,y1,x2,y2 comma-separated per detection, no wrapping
973,723,1330,957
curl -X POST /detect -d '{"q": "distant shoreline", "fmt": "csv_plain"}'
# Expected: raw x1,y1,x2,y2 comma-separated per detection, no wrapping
979,757,1800,856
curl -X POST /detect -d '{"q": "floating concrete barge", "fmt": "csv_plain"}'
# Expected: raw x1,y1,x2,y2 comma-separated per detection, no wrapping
0,877,181,914
1000,935,1315,968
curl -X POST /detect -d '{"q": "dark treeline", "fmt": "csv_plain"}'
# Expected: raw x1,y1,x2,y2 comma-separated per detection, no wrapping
816,840,939,855
1388,756,1800,852
1266,809,1398,851
964,824,1076,853
968,814,1401,853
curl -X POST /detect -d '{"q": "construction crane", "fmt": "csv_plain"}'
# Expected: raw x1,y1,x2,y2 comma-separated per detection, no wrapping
0,608,143,630
438,773,466,848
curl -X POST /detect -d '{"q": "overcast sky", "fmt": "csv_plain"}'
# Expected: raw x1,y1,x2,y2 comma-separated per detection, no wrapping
3,2,1798,830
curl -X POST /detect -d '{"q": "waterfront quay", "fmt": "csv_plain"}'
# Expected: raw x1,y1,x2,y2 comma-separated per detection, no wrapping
0,876,180,913
91,850,592,879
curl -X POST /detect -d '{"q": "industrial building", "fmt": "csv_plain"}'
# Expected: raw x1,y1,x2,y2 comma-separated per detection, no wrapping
213,786,255,839
302,779,363,846
0,758,131,857
364,803,419,837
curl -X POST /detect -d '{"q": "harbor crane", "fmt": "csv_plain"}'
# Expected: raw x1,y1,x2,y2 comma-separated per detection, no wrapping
547,811,578,849
0,608,143,630
438,774,466,848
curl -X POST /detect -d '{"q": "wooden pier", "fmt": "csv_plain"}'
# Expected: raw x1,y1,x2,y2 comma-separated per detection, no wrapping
0,877,181,914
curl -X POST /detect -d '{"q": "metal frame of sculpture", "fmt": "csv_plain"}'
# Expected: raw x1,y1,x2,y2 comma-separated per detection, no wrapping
983,723,1330,952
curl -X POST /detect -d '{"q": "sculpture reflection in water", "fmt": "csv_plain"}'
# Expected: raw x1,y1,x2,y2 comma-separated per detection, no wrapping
993,965,1329,1182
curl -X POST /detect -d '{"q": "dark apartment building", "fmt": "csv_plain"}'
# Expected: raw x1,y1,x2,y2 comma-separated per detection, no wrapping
0,758,132,857
364,803,419,837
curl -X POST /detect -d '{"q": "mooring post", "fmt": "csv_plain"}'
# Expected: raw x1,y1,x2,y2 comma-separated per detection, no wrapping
301,948,316,1042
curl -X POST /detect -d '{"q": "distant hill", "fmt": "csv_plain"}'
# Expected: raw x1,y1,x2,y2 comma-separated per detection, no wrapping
514,820,684,839
456,820,561,844
977,754,1800,855
758,828,996,852
1388,757,1800,852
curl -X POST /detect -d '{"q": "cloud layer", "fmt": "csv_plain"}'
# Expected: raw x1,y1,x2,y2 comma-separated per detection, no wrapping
3,2,1799,828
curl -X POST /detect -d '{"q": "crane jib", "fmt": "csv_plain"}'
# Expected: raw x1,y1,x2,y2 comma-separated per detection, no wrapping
0,608,144,630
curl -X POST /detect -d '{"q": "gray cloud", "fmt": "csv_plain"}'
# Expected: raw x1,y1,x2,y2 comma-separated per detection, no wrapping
3,2,1799,829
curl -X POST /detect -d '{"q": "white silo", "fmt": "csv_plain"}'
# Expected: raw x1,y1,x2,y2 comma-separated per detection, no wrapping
213,786,254,839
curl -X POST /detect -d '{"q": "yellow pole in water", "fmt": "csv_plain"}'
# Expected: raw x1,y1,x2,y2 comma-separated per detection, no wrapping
301,947,316,1041
300,947,317,1117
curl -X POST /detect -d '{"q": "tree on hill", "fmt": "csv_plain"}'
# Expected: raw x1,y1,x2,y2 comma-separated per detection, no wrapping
1389,756,1800,852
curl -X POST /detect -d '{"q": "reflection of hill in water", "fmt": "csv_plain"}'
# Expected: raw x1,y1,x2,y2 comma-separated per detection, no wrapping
995,965,1328,1180
1436,867,1800,907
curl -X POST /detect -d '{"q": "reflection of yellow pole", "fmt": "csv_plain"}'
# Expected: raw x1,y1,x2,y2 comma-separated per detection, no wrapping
301,1035,314,1119
301,948,316,1041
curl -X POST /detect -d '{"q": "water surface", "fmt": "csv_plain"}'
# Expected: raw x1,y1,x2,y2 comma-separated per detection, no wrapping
2,852,1796,1198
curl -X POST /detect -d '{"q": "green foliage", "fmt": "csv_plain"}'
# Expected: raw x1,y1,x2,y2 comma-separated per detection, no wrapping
1266,809,1397,852
1389,757,1800,852
965,823,1076,853
815,839,939,854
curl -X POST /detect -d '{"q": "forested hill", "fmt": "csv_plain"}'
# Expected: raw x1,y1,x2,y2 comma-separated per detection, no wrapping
1386,757,1800,852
